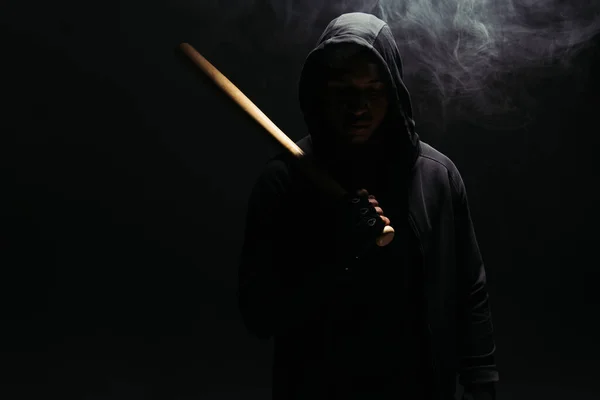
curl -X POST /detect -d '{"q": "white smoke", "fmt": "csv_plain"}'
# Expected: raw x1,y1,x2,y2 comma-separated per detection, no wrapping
373,0,600,127
176,0,600,129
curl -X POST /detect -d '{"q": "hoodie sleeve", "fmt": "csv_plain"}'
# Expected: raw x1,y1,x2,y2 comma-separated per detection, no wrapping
237,159,337,340
450,169,500,389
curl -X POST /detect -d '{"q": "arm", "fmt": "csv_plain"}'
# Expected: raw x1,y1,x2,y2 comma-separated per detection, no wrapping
236,159,337,340
450,170,499,399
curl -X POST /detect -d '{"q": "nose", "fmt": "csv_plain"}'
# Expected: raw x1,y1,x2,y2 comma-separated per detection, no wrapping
347,93,370,115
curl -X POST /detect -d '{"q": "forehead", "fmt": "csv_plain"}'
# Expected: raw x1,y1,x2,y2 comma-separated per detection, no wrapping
325,57,382,83
322,44,383,80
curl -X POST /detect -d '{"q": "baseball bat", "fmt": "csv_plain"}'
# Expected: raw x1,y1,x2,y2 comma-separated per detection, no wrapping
178,42,394,247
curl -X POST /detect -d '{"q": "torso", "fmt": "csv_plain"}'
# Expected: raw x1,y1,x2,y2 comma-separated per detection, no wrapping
272,156,434,399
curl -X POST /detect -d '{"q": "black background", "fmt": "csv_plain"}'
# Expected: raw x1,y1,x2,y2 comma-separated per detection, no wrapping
2,1,600,399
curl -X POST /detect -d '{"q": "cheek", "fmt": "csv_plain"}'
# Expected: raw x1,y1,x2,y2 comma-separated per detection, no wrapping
323,99,345,122
373,99,389,122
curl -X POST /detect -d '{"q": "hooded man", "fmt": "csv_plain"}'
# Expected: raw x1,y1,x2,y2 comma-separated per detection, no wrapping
238,12,498,400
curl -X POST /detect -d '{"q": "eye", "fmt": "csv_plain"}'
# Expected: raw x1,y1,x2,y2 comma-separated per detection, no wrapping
367,88,386,98
328,86,354,98
325,85,385,101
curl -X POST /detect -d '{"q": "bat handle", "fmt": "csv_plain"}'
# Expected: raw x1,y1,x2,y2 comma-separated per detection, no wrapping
376,225,395,247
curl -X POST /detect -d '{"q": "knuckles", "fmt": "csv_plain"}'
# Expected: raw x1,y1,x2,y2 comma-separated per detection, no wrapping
349,189,392,226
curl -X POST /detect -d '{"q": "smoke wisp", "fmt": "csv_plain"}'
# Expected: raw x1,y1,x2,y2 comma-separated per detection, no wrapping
178,0,600,128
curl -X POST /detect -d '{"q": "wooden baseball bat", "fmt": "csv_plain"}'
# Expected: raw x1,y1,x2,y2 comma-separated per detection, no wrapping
179,42,394,247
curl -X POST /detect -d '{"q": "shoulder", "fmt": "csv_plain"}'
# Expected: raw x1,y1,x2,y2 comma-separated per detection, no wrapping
256,135,314,187
418,142,458,174
259,136,310,174
417,141,464,192
252,152,293,197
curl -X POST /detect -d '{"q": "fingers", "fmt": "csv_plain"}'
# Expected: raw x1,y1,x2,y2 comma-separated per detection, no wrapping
357,190,377,201
380,215,390,226
373,204,390,225
357,190,389,226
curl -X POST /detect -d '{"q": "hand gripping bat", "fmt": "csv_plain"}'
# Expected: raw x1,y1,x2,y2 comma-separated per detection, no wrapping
179,42,395,247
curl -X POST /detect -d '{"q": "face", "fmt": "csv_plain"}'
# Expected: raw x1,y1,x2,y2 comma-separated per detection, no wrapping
321,53,389,145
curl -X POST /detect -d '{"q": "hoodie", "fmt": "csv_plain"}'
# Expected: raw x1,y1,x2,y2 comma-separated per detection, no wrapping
297,12,419,196
238,12,498,400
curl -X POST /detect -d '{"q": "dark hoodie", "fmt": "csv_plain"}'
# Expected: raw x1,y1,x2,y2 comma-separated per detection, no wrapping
238,12,498,400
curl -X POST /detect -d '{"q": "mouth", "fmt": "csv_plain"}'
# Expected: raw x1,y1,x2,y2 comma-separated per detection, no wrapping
349,121,371,128
348,124,371,134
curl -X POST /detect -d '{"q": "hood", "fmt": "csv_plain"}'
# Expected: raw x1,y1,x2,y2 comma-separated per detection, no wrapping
298,12,420,175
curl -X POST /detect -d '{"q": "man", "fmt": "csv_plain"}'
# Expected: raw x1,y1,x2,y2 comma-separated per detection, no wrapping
237,12,498,400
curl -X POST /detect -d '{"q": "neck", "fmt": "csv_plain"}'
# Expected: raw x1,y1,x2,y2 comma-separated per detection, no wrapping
321,139,385,192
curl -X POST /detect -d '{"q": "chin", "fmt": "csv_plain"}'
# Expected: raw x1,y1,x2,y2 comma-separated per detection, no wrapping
332,127,374,146
349,135,371,144
349,128,375,142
